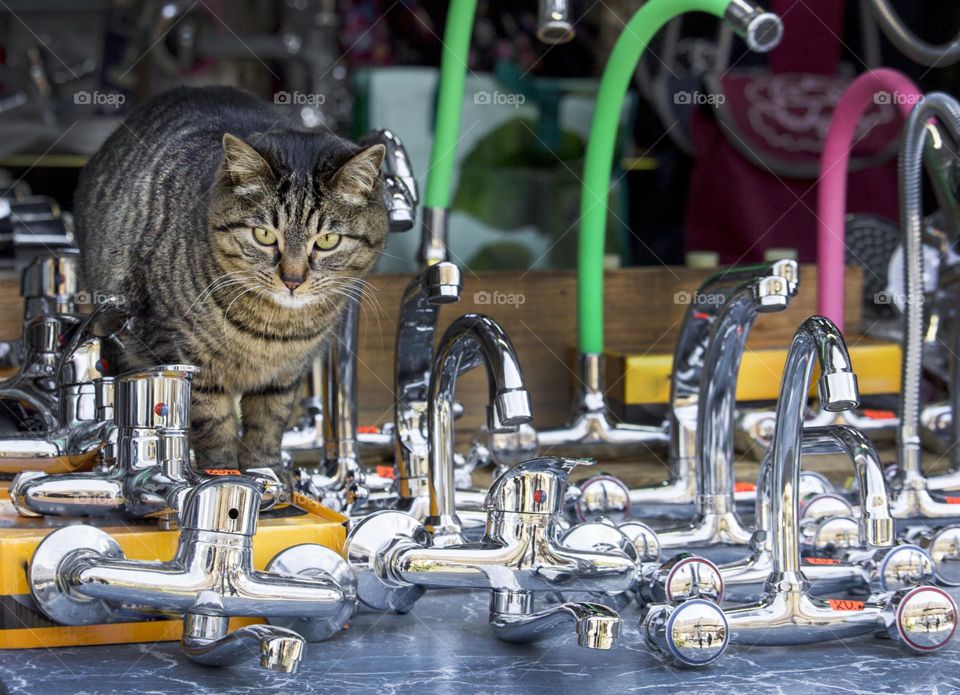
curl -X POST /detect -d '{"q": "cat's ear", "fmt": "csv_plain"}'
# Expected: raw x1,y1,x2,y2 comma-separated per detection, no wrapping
330,144,385,206
220,133,274,191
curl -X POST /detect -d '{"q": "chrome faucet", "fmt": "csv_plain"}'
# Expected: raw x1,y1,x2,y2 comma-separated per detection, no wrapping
289,129,419,507
0,300,126,474
537,0,575,44
393,262,463,517
423,313,533,544
345,457,630,649
698,426,934,604
28,476,356,673
653,272,794,558
623,261,799,517
0,252,82,432
11,364,287,523
887,94,960,520
720,316,956,651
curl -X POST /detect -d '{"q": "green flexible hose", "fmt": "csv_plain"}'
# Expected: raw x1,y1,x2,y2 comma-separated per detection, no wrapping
424,0,479,210
578,0,731,354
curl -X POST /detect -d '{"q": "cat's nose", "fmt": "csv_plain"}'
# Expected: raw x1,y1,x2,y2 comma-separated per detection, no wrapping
281,273,305,291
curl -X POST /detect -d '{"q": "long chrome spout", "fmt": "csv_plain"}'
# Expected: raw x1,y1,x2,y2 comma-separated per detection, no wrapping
757,426,892,548
489,590,618,649
394,262,462,515
426,313,532,543
657,275,792,557
181,615,305,673
769,316,858,580
624,261,798,511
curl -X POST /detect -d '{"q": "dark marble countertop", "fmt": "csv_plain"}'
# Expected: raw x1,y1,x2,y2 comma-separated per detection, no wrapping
1,589,957,695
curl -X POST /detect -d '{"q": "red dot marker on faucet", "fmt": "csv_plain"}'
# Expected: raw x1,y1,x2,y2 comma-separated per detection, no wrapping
95,359,109,373
533,489,546,504
154,402,169,417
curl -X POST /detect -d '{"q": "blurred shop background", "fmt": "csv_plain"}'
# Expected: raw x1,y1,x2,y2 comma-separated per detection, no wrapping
0,1,957,273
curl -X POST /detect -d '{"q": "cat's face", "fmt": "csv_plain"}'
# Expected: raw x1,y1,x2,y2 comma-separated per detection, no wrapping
208,132,387,310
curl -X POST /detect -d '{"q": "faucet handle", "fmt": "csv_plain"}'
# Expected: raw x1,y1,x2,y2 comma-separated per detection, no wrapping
484,456,592,515
877,586,958,653
636,554,724,606
848,544,936,594
641,599,730,667
179,476,261,536
116,364,199,430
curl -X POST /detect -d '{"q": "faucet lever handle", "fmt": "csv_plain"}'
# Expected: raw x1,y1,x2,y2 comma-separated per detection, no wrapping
484,456,592,515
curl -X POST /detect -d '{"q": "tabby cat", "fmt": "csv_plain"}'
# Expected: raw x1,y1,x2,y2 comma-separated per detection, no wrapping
74,86,387,480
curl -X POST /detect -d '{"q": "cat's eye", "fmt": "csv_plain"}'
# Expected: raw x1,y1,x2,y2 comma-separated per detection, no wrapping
314,232,342,252
252,226,277,245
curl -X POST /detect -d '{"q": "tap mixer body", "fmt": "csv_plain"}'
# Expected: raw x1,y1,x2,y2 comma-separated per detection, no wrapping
345,457,631,649
28,476,357,672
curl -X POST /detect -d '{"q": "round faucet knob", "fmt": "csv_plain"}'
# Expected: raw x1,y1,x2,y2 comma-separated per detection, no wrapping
872,544,936,593
640,554,724,606
882,586,957,653
923,526,960,586
809,516,860,557
565,474,630,524
642,599,729,667
345,510,429,613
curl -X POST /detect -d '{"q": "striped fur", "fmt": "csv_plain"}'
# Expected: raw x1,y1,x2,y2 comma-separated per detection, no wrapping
74,86,387,477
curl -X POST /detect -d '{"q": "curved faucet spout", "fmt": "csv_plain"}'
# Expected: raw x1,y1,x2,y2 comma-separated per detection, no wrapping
427,314,532,542
488,590,619,649
658,274,792,555
755,426,892,549
181,614,305,673
769,316,858,582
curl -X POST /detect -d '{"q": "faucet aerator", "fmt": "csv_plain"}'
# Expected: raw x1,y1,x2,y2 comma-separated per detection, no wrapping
577,615,619,650
818,372,860,412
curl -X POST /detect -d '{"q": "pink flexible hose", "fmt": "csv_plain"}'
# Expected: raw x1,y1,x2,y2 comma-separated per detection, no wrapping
817,68,920,330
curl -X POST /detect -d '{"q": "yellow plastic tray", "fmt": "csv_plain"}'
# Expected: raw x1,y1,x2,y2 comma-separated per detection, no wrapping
610,340,902,405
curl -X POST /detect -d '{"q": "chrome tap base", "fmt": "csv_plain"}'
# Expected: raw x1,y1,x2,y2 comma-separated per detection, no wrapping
265,543,359,641
346,510,429,613
30,525,125,626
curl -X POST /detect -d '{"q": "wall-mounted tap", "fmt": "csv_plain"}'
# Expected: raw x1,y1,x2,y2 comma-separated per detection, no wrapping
423,313,533,545
720,316,956,651
652,273,794,559
598,261,800,522
887,94,960,520
345,457,631,649
699,426,934,604
11,364,288,524
28,476,356,673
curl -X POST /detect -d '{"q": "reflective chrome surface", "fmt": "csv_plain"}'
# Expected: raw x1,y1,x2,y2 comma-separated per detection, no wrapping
394,262,463,518
655,274,793,557
535,352,669,456
345,457,632,647
536,0,575,44
424,313,532,544
28,477,356,671
642,599,729,667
